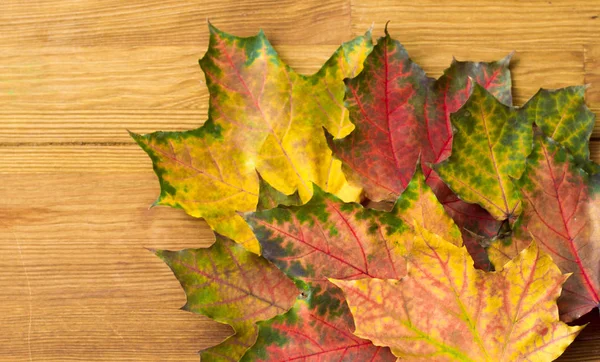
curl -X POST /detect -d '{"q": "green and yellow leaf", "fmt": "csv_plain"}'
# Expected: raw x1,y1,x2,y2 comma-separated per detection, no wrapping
434,84,533,221
133,24,373,251
200,323,258,362
520,86,597,173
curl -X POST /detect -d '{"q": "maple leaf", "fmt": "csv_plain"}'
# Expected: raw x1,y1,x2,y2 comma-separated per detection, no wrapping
421,54,513,185
434,84,534,221
132,24,373,253
240,282,396,361
489,133,600,322
154,235,298,360
332,225,583,361
327,29,430,202
242,169,459,359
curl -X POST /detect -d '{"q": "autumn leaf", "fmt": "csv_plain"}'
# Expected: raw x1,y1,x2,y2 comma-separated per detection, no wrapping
489,133,600,322
327,29,431,202
132,24,372,252
243,169,459,360
154,235,298,360
245,168,461,289
434,84,533,221
520,86,598,174
240,282,396,361
332,225,582,361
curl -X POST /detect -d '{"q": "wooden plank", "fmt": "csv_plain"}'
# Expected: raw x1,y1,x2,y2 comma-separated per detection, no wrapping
350,0,599,46
557,311,600,361
2,144,600,174
0,172,230,361
585,44,600,137
1,46,596,144
0,0,351,46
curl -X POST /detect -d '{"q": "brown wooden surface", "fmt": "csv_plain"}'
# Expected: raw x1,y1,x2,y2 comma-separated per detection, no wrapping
1,0,599,360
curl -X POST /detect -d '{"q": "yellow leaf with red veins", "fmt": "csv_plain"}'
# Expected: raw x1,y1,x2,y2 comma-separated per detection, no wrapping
332,225,582,361
132,24,373,252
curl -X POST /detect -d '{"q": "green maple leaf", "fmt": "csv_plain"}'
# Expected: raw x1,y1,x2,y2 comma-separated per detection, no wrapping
520,86,599,174
434,84,534,221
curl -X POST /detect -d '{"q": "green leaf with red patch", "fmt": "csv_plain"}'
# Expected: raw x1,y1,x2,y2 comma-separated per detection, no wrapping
423,55,513,271
520,86,598,174
245,168,462,288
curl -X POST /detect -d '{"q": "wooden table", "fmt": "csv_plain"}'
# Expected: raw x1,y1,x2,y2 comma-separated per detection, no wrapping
1,1,599,360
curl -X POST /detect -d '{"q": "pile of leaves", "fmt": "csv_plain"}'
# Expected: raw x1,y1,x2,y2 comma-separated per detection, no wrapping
132,24,599,361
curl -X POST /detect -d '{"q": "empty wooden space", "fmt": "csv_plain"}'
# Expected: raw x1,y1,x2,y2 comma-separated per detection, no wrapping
0,0,598,361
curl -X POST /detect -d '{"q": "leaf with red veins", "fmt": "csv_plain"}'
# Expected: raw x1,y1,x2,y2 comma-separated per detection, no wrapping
489,134,600,322
327,30,431,202
332,225,583,361
246,184,411,285
155,235,298,358
245,169,462,289
133,24,373,253
240,283,396,361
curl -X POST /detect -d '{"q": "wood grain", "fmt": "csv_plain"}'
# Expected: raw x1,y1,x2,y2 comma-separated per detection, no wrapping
1,0,599,361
